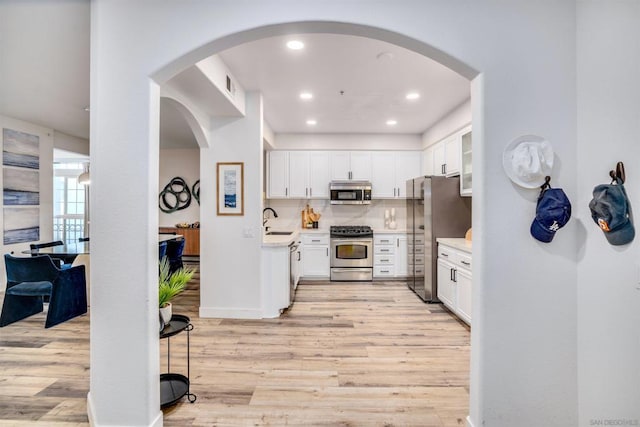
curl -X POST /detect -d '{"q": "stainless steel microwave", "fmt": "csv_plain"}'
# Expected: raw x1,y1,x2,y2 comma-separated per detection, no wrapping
330,181,372,205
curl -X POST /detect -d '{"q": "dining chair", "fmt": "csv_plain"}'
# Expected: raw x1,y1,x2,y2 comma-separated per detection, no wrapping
30,240,74,268
166,238,185,274
158,241,168,261
0,254,87,328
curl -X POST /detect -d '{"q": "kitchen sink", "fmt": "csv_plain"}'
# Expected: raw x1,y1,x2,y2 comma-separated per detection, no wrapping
266,231,293,236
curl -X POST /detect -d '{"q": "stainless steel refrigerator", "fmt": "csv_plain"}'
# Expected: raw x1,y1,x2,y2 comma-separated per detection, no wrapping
406,176,471,302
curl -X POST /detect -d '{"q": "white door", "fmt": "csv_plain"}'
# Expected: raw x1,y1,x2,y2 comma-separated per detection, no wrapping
395,152,421,197
444,135,460,176
288,151,309,198
330,151,351,180
437,258,455,310
371,152,396,198
349,151,372,181
302,245,330,277
268,151,289,198
395,235,408,276
456,268,472,324
308,151,330,198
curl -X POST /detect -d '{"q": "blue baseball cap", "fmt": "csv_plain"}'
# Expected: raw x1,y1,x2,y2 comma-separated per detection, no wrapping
589,182,635,245
530,188,572,243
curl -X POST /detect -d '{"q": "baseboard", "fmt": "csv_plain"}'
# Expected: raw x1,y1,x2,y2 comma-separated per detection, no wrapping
199,306,263,319
466,415,475,427
87,392,163,427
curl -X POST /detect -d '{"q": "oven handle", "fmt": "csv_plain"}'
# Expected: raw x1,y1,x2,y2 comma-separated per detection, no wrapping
331,268,372,273
331,239,373,245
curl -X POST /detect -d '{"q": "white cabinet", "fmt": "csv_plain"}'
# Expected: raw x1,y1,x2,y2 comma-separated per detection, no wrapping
289,151,330,198
371,151,421,199
268,151,289,198
436,240,472,325
373,234,409,278
395,235,408,276
424,125,470,178
330,151,371,181
268,151,329,199
423,145,435,176
301,233,330,278
459,127,472,196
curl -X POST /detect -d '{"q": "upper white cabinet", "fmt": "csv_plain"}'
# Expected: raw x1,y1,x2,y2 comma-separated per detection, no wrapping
424,125,471,184
289,151,330,199
268,151,329,199
371,151,422,198
330,151,371,181
268,151,289,198
459,127,472,196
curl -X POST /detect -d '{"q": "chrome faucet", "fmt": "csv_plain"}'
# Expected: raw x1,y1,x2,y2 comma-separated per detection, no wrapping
262,207,278,229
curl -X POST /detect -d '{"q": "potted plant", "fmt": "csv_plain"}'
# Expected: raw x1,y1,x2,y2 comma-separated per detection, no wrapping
159,257,195,325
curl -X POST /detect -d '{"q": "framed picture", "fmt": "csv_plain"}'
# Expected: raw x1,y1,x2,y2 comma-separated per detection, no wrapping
216,162,244,216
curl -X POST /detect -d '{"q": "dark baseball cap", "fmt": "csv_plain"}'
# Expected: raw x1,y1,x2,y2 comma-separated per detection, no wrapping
589,182,635,245
530,188,572,243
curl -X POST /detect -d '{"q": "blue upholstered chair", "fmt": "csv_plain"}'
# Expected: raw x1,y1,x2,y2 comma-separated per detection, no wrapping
166,238,185,274
158,241,167,261
1,254,87,328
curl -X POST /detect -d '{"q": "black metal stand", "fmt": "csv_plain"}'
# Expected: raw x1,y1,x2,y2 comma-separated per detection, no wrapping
160,314,196,408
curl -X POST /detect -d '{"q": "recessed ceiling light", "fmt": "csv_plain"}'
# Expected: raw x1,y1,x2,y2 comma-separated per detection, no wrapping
406,92,420,100
299,92,313,100
386,119,398,126
286,40,304,50
306,119,317,126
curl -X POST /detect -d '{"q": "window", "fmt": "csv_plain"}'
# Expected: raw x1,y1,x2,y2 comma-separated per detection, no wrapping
53,162,86,242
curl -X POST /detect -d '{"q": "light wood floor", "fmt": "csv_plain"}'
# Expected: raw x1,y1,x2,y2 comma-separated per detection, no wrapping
0,262,470,426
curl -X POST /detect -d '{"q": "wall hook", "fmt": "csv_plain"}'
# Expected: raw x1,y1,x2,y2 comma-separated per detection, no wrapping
609,161,625,184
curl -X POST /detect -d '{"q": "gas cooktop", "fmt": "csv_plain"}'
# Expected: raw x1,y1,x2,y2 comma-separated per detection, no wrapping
330,225,373,238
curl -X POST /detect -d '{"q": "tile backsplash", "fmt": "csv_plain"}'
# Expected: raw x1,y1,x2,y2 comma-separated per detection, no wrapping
264,198,407,231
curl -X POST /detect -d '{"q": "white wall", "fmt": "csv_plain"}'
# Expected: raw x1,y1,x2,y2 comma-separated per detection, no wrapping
90,2,581,426
274,133,422,150
577,1,640,425
53,130,90,156
158,148,200,226
421,98,471,148
199,92,264,319
0,115,54,284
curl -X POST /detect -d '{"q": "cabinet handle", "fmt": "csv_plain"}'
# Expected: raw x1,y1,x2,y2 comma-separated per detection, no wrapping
441,253,448,257
297,252,301,261
312,239,320,242
397,238,399,247
381,259,389,262
453,269,457,282
461,260,470,266
310,188,312,197
450,268,454,281
381,270,389,273
326,248,329,256
381,249,389,253
306,188,308,197
381,239,389,243
286,187,288,196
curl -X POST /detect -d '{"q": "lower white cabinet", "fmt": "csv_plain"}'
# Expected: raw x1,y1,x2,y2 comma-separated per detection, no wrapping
373,234,409,278
301,233,330,278
436,239,472,325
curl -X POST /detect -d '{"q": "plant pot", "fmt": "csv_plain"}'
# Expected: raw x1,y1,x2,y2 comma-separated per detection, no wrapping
159,303,172,325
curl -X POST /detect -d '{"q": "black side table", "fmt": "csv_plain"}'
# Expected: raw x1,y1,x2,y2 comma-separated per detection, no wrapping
160,314,196,408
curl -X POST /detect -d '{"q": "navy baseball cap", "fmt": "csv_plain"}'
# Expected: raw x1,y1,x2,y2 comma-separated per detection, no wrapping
530,188,572,242
589,182,635,245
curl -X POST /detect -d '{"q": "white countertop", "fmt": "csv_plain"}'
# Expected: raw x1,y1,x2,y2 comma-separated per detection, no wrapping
262,230,300,247
437,237,472,253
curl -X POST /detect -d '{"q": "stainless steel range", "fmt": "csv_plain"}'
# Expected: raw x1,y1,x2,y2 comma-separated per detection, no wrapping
330,225,373,281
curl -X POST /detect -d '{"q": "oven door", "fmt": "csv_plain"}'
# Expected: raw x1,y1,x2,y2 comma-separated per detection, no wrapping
331,238,373,268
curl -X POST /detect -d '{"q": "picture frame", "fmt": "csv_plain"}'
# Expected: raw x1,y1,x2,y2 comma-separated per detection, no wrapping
216,162,244,216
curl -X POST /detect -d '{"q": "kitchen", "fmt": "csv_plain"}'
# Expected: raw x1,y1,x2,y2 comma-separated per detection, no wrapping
158,33,473,322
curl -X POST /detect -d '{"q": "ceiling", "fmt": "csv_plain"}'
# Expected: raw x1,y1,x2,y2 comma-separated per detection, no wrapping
0,3,470,150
